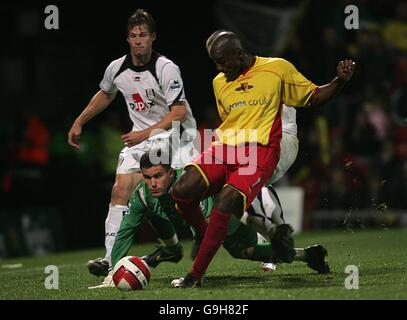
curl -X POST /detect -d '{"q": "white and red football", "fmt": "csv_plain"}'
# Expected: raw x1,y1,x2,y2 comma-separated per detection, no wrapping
112,256,151,290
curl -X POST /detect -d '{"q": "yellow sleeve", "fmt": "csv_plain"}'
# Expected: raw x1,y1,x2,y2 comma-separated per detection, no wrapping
280,59,318,107
213,80,228,121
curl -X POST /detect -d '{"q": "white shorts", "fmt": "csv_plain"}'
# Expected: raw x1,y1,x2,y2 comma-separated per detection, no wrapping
265,132,298,186
116,136,199,174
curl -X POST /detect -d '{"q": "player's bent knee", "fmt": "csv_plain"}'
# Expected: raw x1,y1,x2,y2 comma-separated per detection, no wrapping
214,187,244,215
172,166,206,200
171,179,189,200
111,182,133,203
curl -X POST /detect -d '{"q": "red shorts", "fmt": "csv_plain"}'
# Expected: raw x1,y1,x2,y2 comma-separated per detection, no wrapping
187,140,281,211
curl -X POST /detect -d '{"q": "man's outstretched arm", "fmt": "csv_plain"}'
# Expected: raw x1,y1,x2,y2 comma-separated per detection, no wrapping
310,59,356,106
68,90,116,149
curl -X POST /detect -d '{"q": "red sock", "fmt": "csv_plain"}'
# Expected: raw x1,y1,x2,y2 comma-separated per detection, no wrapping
172,194,208,236
191,209,231,279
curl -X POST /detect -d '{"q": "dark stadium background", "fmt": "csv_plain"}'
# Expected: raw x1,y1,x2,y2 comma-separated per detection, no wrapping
1,0,406,258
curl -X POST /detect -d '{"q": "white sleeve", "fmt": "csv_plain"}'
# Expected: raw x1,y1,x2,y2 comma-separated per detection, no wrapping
99,61,119,95
159,63,186,108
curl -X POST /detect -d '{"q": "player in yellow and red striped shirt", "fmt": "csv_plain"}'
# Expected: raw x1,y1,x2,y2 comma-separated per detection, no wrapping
171,30,355,287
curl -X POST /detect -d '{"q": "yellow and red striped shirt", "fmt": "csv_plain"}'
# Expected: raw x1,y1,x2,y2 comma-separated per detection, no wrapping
213,57,317,146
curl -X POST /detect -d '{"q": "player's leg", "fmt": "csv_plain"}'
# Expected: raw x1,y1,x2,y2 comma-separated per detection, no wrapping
88,145,144,276
181,212,277,276
176,144,276,287
87,171,143,276
171,165,209,236
171,144,229,238
105,172,142,259
265,132,299,186
242,186,330,274
188,197,214,259
229,158,295,266
240,185,286,240
88,196,145,289
223,218,275,262
172,185,244,288
223,218,288,266
240,186,290,270
256,233,277,272
181,185,244,287
176,141,292,287
223,231,329,274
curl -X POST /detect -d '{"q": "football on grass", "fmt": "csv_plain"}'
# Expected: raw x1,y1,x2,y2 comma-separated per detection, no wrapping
112,256,151,290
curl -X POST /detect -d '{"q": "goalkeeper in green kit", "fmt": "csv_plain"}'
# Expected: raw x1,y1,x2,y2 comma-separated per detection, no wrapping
89,149,329,288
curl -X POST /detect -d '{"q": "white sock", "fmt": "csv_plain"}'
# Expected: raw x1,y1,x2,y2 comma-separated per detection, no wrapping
104,204,128,266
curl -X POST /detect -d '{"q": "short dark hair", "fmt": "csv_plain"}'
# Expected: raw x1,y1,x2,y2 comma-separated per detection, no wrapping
127,9,156,35
206,30,243,59
207,30,231,49
140,149,171,171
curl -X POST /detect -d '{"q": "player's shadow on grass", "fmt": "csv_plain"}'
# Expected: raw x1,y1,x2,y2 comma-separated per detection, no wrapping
272,274,341,289
356,265,406,277
164,274,340,289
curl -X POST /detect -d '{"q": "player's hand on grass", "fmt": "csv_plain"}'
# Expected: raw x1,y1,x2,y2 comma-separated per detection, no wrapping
68,122,82,149
337,59,355,82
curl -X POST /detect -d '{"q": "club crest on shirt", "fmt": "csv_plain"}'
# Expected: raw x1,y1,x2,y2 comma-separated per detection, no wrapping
170,79,181,90
236,82,254,93
145,88,155,100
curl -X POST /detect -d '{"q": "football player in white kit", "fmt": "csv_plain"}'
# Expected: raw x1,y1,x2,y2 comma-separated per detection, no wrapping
251,104,299,271
67,9,198,281
266,105,299,186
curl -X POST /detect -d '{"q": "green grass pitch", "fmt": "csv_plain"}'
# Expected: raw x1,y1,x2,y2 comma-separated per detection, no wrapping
0,229,406,300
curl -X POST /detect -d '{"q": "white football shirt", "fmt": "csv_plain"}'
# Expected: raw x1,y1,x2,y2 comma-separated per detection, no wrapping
100,51,196,140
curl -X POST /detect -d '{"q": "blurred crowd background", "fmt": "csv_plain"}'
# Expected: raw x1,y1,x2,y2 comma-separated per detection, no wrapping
0,0,406,257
